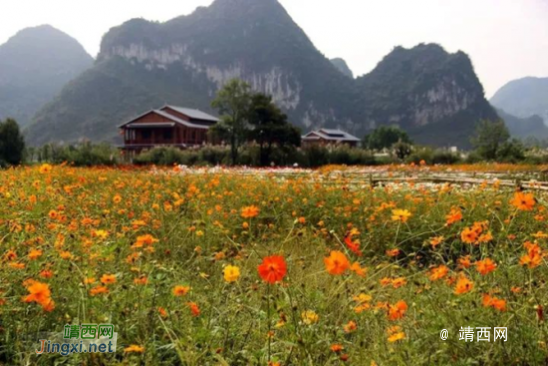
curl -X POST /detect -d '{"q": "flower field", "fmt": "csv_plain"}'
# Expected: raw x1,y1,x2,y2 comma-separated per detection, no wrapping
2,164,548,365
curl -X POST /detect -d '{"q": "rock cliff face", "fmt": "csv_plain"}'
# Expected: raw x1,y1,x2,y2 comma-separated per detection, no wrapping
26,0,497,148
0,25,93,127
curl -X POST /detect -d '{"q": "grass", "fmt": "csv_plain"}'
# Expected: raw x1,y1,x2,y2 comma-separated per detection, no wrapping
1,163,548,365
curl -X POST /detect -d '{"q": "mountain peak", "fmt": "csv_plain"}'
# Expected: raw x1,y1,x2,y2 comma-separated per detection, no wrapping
330,58,354,78
491,76,548,124
27,3,494,148
0,25,93,127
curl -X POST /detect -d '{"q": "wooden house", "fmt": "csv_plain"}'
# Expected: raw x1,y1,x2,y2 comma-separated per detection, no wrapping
118,105,219,157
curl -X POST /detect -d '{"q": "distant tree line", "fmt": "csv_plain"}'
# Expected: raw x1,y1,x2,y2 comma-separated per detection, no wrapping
0,81,541,168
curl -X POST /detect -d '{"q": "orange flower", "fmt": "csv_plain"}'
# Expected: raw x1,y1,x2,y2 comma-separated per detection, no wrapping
241,205,260,219
475,258,496,275
28,249,43,260
257,255,287,284
324,251,350,275
429,265,449,281
460,227,478,244
429,236,444,248
100,274,117,285
391,277,407,289
388,300,408,321
445,208,463,225
38,163,52,174
158,306,168,318
89,286,109,296
173,285,191,296
4,250,17,261
520,241,543,269
133,276,148,285
39,270,53,279
330,344,344,353
350,262,366,277
343,320,357,333
458,255,471,269
187,302,201,317
511,191,535,211
132,234,159,248
482,294,507,312
23,281,51,305
511,286,522,294
454,276,474,295
386,249,400,257
380,277,392,286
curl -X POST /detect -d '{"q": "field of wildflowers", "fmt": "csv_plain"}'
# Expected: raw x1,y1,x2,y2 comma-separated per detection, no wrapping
2,163,548,365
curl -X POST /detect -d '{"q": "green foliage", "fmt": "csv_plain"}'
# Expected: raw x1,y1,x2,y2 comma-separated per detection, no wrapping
247,93,301,166
33,142,119,166
0,119,25,166
363,126,411,150
406,146,461,165
393,140,413,160
134,144,381,168
211,79,252,165
472,120,524,161
496,138,525,163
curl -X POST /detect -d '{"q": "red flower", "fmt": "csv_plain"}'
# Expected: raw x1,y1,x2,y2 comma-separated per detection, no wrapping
344,236,362,256
257,255,287,284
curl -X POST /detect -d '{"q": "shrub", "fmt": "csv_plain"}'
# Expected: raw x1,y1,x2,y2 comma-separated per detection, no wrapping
34,142,119,166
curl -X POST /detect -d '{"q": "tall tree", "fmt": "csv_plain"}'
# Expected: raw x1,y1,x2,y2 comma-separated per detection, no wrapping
363,126,411,150
0,119,25,166
248,93,301,166
211,79,252,165
471,120,510,160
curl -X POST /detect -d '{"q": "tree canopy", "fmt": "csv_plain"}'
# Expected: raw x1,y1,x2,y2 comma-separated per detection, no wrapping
248,93,301,165
363,126,411,150
0,118,25,166
471,120,510,160
212,79,301,166
211,79,252,165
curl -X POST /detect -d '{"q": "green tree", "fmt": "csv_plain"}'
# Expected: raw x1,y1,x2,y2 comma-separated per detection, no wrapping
0,118,25,166
211,79,252,165
248,93,301,166
363,126,411,150
471,120,510,160
393,140,413,160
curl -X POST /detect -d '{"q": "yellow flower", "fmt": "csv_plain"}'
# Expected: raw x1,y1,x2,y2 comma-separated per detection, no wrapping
301,310,319,325
124,344,145,353
387,326,406,343
223,265,241,283
391,209,412,223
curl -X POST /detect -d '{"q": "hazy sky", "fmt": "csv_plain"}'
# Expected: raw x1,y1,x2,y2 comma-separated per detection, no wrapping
1,0,547,97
